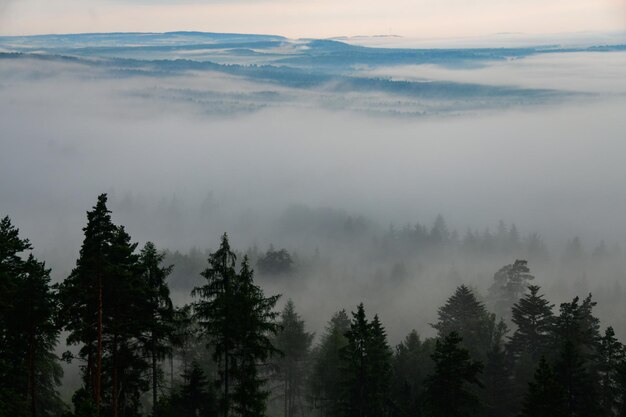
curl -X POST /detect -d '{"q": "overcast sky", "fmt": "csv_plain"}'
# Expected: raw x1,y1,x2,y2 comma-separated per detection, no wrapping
1,0,624,38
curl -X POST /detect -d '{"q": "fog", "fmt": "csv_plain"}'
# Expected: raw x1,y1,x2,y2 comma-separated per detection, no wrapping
2,44,626,348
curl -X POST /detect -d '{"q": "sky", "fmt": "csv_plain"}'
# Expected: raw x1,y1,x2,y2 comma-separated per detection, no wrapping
1,0,625,38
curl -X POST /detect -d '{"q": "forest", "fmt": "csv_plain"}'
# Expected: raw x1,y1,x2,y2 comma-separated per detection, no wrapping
2,193,626,417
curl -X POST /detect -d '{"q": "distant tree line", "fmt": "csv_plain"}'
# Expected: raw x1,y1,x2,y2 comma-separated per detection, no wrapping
2,194,626,417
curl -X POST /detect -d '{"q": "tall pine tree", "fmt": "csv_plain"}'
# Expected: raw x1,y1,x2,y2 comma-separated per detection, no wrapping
423,332,483,417
193,235,280,417
273,299,314,417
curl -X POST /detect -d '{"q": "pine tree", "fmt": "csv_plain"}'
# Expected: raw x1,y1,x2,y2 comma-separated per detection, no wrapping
193,235,280,417
340,304,392,417
482,320,513,417
391,331,436,417
551,296,602,417
178,362,218,417
432,285,496,359
273,299,314,417
553,294,601,361
103,225,149,417
310,310,351,417
59,195,152,417
616,359,626,417
488,260,534,321
192,233,238,417
598,327,625,416
367,315,393,416
0,217,64,417
230,257,281,417
520,357,568,417
59,194,117,410
0,215,33,416
554,340,599,417
139,242,174,417
508,285,554,361
423,332,483,417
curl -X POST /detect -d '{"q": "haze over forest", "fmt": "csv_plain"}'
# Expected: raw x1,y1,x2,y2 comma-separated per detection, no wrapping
2,28,626,417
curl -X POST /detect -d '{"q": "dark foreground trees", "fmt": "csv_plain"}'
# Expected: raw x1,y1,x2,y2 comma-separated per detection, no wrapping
424,332,483,417
6,200,626,417
0,216,64,417
59,195,175,417
193,233,281,417
273,300,314,417
340,303,392,417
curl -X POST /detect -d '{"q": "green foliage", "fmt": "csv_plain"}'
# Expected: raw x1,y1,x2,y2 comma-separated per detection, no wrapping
139,241,175,415
432,285,497,360
340,304,392,417
508,285,554,361
58,195,172,417
273,299,314,417
598,327,625,416
554,340,600,417
424,332,484,417
193,234,280,417
309,310,351,417
0,216,64,417
257,248,294,275
390,330,436,417
520,357,568,417
488,260,534,321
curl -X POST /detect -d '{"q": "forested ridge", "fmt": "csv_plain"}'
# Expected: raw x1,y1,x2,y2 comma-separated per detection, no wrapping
2,194,626,417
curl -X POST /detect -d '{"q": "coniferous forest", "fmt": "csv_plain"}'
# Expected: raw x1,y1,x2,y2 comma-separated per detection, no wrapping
3,194,626,417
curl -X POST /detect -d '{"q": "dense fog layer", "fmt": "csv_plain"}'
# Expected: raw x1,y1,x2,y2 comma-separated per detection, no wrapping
2,46,626,344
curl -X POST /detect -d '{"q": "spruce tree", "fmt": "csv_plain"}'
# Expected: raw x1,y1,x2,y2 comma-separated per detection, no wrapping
520,357,567,417
391,330,435,417
432,285,496,359
230,257,281,417
103,225,149,417
139,242,174,416
508,285,554,361
193,235,280,417
423,332,483,417
0,217,64,417
192,233,238,416
482,320,513,417
310,310,351,417
616,360,626,417
598,327,625,416
0,215,33,416
178,362,218,417
553,295,601,359
367,315,393,416
273,299,314,417
340,304,392,417
554,340,599,417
